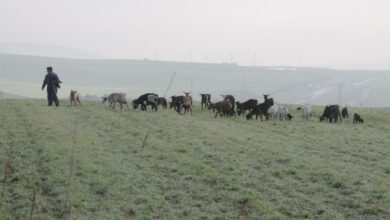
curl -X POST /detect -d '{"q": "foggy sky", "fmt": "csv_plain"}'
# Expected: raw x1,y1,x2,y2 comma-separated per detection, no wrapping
0,0,389,67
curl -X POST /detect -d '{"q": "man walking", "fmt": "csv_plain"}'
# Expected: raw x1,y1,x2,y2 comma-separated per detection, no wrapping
42,66,62,106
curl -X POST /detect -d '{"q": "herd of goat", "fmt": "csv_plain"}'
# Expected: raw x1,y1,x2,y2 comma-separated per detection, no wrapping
94,91,364,124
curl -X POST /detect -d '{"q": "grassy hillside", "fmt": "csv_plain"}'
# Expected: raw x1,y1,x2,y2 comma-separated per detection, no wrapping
1,53,390,107
0,100,389,219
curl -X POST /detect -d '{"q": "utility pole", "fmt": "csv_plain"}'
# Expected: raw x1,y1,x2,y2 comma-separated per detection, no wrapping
163,71,176,98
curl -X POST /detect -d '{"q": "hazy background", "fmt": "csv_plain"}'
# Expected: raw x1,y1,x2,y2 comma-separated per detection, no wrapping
0,0,389,106
1,0,390,68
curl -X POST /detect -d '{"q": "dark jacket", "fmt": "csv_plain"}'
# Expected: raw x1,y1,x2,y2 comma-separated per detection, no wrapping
42,72,62,91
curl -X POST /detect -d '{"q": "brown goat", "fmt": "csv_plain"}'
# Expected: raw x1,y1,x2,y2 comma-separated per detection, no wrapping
221,94,236,116
214,100,234,118
182,96,192,115
183,92,193,105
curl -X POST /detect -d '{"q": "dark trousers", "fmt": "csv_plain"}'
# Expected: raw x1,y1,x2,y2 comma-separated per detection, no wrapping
47,88,59,106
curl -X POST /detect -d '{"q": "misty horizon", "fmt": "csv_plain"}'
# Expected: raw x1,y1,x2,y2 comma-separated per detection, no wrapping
1,44,390,71
1,0,389,69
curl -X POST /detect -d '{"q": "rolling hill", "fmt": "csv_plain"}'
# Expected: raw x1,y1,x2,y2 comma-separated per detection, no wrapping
0,91,30,99
0,53,390,107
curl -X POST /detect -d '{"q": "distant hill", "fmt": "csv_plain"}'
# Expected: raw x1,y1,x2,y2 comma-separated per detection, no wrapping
0,91,29,99
0,42,101,59
0,53,389,107
82,94,101,101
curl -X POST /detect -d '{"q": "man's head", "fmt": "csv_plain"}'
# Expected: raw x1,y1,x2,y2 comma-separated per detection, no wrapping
46,66,53,73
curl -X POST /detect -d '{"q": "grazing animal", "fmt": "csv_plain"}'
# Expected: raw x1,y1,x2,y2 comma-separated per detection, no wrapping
320,106,330,122
277,106,293,120
263,95,274,109
70,90,81,106
236,99,258,116
200,94,211,110
170,95,189,115
182,96,192,115
170,96,179,112
156,97,168,109
221,95,236,116
214,100,234,118
267,104,292,120
320,105,342,123
132,93,158,111
246,103,268,121
102,96,113,106
341,107,349,119
247,95,274,121
184,92,193,105
353,113,364,124
297,104,312,120
267,104,280,118
102,93,128,109
147,94,158,111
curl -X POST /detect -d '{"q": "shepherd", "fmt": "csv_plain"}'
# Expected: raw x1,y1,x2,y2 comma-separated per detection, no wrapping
42,66,62,106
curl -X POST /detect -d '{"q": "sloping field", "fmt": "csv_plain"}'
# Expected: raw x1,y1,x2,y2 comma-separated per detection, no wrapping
0,100,389,219
1,53,390,107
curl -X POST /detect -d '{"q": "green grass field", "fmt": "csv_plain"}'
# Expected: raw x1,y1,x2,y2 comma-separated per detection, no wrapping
0,100,389,219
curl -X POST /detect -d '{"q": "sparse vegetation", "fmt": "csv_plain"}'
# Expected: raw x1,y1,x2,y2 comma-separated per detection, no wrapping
0,100,389,219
